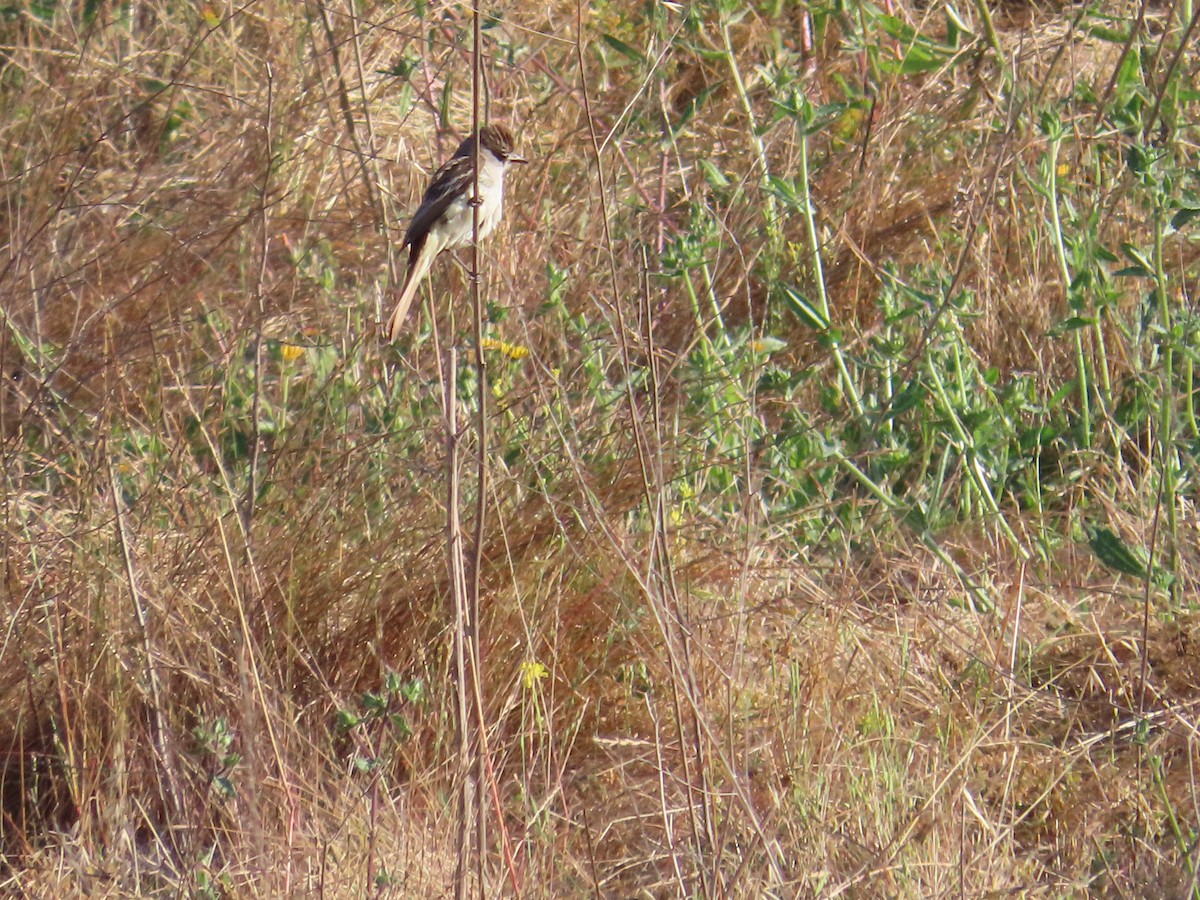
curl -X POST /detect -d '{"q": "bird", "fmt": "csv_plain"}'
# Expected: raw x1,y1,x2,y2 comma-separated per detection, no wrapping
385,124,527,342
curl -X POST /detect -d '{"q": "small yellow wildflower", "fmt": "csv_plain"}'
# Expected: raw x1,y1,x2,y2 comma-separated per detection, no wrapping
1056,163,1071,178
280,343,305,363
519,659,549,691
481,337,529,360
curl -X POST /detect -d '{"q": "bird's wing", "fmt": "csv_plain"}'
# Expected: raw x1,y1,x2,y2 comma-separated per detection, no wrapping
403,154,473,248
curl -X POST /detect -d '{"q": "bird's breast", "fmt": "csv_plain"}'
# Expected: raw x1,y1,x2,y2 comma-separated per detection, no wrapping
424,159,507,252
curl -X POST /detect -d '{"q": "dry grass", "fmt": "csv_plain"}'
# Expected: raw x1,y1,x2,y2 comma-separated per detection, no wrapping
1,0,1198,896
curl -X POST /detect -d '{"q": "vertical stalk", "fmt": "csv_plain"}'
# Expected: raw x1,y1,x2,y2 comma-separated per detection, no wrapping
446,344,471,900
467,6,490,892
796,105,865,417
926,361,1028,558
1183,353,1198,440
971,0,1006,62
719,16,780,282
107,454,184,856
1047,130,1092,446
720,9,865,425
449,4,488,894
1151,201,1180,601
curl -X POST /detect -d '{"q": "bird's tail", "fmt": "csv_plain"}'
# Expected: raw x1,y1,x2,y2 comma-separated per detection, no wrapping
385,243,435,342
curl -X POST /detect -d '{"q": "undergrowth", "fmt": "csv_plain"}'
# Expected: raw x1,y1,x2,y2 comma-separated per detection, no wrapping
1,0,1198,896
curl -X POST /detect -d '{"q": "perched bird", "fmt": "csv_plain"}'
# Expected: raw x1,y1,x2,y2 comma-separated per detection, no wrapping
386,124,527,341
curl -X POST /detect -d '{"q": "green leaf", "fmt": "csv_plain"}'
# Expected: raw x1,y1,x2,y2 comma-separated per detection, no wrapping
1085,25,1129,43
884,380,925,419
870,19,954,75
1170,204,1200,230
1060,315,1097,330
698,159,730,189
944,3,972,47
1038,109,1064,138
779,284,828,330
804,101,851,136
1114,50,1142,97
1048,380,1074,406
772,92,810,124
1087,525,1148,579
903,501,930,534
750,335,788,355
1124,144,1152,176
353,755,380,774
1113,265,1153,279
672,83,720,136
1121,242,1154,271
213,775,236,798
601,34,647,65
894,44,945,75
380,56,418,79
400,678,425,703
875,13,919,42
766,175,803,208
438,75,453,129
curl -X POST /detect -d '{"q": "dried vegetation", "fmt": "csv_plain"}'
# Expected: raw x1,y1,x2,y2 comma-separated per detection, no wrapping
1,0,1199,896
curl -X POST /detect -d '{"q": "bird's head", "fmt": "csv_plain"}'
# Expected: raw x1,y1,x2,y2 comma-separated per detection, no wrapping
460,124,527,166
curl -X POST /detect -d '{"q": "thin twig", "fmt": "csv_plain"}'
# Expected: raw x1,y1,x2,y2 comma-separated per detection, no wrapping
446,345,472,900
314,0,385,229
106,452,184,858
468,6,490,895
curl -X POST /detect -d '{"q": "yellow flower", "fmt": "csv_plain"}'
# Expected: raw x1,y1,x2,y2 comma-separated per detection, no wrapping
280,343,305,363
519,659,548,690
481,337,529,360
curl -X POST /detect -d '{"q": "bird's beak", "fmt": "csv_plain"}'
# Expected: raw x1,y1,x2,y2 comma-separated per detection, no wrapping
509,152,528,165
